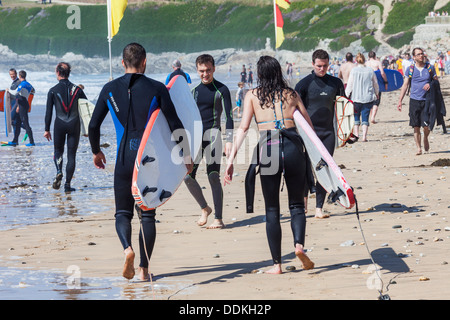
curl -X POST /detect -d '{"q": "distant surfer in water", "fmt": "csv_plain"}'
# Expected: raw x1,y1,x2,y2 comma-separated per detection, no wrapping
44,62,87,192
295,49,345,219
184,54,233,229
224,55,315,274
89,43,193,280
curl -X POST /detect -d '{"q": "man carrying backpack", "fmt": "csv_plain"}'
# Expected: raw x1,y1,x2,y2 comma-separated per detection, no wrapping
397,47,438,155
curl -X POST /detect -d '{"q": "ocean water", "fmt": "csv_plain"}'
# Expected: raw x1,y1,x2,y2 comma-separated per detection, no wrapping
0,71,205,300
0,70,241,231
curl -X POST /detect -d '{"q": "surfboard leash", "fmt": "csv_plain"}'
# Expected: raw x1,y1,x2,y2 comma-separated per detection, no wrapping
353,194,391,300
136,205,156,299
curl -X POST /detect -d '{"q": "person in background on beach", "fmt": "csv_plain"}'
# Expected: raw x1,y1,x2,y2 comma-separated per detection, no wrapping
89,43,192,280
224,55,315,274
247,67,254,88
44,62,87,193
338,52,356,88
397,47,438,156
233,81,244,118
294,49,345,219
366,51,387,124
345,53,379,142
184,54,233,229
396,55,403,76
240,65,247,84
9,68,26,136
402,53,414,78
286,61,293,82
165,59,191,85
6,70,35,147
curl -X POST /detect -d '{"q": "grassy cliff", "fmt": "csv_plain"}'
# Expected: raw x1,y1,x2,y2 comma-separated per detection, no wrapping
0,0,436,57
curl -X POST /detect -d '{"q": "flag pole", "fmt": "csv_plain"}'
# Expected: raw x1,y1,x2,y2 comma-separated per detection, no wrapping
273,0,277,51
107,0,113,81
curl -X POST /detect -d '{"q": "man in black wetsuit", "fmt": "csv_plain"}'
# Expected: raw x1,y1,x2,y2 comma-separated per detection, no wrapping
295,49,345,219
44,62,87,192
184,54,233,229
89,43,192,281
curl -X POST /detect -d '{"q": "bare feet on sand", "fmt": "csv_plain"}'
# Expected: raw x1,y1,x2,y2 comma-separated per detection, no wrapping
295,245,315,270
315,208,330,219
424,138,430,152
206,219,225,229
138,267,153,281
197,206,212,226
123,247,135,280
265,264,282,274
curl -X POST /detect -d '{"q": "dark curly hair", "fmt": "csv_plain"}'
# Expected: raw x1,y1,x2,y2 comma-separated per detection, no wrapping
256,56,295,109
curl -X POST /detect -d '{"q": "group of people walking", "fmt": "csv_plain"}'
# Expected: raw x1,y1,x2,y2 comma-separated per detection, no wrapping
3,42,441,281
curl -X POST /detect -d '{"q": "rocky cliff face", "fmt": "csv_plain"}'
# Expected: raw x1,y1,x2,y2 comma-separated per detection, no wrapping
404,16,450,56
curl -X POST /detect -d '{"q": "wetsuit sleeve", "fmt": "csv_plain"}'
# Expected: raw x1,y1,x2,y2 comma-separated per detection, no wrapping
294,78,309,107
89,87,110,155
221,86,234,142
45,91,54,132
159,85,191,157
336,77,345,97
186,73,192,84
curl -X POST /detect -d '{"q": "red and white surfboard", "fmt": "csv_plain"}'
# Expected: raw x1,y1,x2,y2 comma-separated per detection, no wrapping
132,76,202,211
294,110,355,209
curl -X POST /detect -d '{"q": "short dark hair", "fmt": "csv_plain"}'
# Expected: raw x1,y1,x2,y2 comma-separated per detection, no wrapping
368,51,376,59
56,62,71,78
195,54,215,67
412,47,423,57
9,68,17,75
122,43,147,69
19,70,27,79
312,49,329,63
345,52,353,62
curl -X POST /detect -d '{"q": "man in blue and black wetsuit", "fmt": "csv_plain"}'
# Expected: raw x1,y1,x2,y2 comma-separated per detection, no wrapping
7,70,35,147
295,49,345,219
44,62,87,193
165,59,191,85
184,54,233,229
89,43,192,281
9,68,24,134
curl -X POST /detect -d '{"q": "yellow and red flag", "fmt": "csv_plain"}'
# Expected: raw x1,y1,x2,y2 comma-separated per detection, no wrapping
276,0,291,10
274,0,290,48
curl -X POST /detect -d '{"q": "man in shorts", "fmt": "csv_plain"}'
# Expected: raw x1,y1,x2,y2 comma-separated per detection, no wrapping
397,47,438,155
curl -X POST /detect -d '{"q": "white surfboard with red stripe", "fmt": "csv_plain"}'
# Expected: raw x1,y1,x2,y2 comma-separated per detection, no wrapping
132,76,202,211
294,110,355,209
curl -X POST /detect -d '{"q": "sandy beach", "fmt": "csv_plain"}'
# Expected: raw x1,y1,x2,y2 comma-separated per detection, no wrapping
0,76,449,301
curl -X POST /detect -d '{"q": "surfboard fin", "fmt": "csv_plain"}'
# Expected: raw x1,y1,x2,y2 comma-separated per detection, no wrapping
327,188,345,204
159,190,172,202
142,186,157,196
315,158,328,171
142,155,156,165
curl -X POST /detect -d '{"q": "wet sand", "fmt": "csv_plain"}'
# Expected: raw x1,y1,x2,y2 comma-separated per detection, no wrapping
0,76,449,300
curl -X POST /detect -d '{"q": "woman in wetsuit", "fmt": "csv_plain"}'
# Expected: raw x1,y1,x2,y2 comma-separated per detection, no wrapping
224,56,315,274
